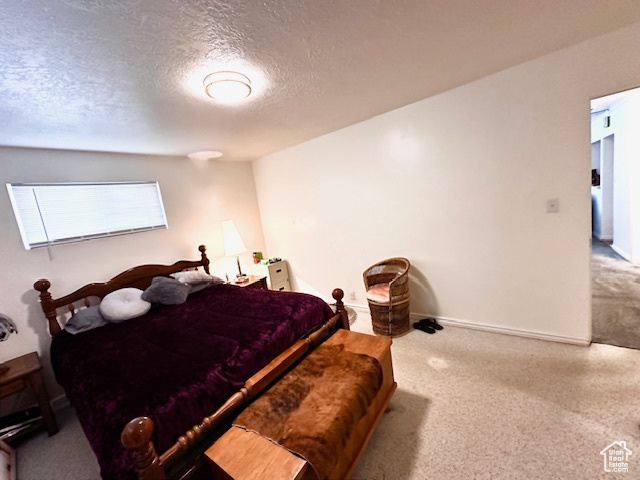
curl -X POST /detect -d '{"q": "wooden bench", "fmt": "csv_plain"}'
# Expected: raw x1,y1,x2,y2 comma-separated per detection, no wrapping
205,329,396,479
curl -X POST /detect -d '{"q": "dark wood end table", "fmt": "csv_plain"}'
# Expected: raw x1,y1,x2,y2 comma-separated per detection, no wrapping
0,352,58,438
231,275,268,290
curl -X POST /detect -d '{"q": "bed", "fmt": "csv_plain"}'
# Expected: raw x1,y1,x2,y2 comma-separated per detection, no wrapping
34,245,349,480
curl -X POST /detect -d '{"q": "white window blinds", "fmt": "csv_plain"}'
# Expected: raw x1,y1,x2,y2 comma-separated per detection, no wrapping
6,182,168,250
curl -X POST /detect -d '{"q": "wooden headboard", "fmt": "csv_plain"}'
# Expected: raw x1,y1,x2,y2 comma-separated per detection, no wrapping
34,245,210,337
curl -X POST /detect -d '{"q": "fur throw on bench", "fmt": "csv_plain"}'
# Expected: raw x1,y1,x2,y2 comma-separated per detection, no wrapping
234,342,383,479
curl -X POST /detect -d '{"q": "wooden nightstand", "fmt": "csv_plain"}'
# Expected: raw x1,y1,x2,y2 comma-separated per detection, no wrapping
0,352,58,439
232,275,268,290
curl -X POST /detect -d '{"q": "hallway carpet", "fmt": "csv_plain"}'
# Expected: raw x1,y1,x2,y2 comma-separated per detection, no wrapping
592,239,640,350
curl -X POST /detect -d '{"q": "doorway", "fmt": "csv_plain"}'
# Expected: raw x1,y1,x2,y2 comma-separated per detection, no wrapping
590,88,640,350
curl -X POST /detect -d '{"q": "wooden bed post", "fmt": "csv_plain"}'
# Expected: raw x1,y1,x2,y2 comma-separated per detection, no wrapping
34,279,61,337
198,245,210,274
121,417,166,480
332,288,350,330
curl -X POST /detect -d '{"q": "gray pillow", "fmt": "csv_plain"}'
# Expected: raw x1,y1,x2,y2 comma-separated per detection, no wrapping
142,276,191,305
65,306,108,334
170,270,224,285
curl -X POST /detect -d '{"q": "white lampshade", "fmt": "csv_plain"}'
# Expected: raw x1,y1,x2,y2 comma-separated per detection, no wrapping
222,220,247,257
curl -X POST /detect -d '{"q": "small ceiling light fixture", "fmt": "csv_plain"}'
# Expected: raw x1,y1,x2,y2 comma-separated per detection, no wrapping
187,150,223,160
204,71,252,102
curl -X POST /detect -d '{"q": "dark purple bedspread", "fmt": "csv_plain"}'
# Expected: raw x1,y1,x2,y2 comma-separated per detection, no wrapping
51,284,333,479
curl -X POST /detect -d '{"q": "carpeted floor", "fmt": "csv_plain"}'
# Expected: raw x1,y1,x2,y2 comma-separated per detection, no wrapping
15,313,640,479
592,239,640,349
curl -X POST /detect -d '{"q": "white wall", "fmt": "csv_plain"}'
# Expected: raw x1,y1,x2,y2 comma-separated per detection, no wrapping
590,139,603,239
591,140,601,171
589,126,614,243
0,147,265,399
591,185,603,239
601,135,615,241
253,21,640,345
617,94,640,263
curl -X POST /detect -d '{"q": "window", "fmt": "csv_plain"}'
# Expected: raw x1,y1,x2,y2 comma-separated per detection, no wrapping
6,182,168,249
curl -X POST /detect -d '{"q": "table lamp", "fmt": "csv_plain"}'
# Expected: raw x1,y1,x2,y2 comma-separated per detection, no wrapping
222,220,248,282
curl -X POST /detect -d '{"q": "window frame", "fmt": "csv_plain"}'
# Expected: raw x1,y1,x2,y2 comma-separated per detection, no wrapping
6,181,168,250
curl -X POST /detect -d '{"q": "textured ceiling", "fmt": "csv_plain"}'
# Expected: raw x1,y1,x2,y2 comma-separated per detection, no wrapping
2,0,640,161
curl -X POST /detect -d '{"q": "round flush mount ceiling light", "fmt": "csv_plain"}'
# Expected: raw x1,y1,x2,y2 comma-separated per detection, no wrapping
203,71,252,102
187,150,223,160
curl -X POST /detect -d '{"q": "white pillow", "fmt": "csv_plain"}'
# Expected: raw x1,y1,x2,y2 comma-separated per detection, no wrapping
99,288,151,323
170,270,223,285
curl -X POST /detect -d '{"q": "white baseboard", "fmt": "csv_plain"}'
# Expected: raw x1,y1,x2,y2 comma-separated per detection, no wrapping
421,314,590,346
345,303,367,311
51,394,70,412
611,243,631,262
349,304,590,346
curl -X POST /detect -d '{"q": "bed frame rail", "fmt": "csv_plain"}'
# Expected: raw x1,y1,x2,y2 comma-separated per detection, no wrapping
121,288,350,480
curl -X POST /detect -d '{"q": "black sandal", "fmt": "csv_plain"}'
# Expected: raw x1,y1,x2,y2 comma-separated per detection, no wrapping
419,318,443,330
413,322,436,334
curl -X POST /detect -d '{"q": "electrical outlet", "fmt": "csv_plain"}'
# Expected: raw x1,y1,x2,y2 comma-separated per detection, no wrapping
349,291,356,301
547,198,559,213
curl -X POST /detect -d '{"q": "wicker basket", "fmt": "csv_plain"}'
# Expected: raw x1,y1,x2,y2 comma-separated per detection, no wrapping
363,258,411,337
